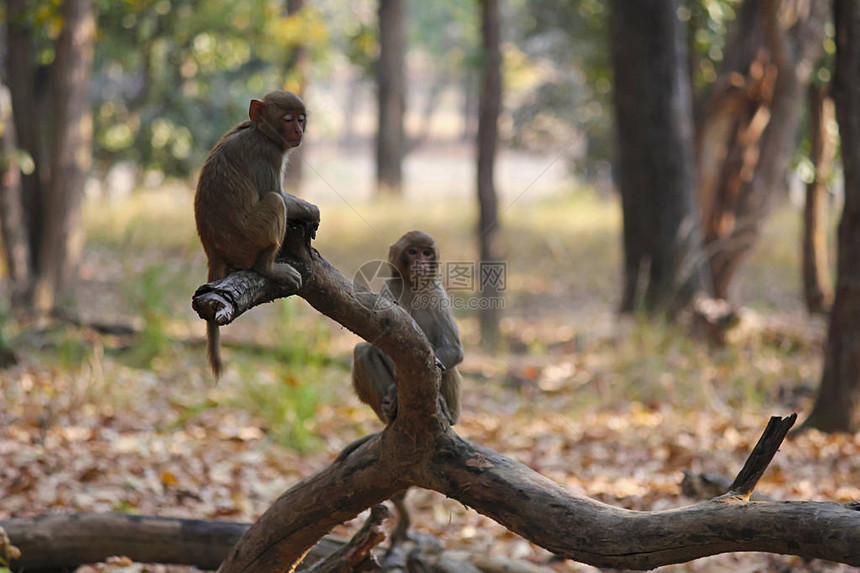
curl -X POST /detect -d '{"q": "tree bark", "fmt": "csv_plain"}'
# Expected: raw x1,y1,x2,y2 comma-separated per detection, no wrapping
802,82,836,314
803,0,860,433
610,0,706,315
477,0,503,350
375,0,405,195
32,0,95,313
186,225,860,572
697,0,829,301
0,83,32,307
5,0,44,280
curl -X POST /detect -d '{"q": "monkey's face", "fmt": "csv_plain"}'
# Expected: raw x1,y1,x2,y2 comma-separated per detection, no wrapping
279,109,306,148
403,244,437,277
250,91,308,149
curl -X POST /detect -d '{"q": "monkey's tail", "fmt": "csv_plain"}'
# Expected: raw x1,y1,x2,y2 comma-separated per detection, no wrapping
207,320,223,381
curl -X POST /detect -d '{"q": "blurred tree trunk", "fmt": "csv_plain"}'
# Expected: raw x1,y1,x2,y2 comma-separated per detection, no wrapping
696,0,829,301
476,0,502,350
32,0,95,312
610,0,707,315
802,82,836,315
376,0,405,196
803,0,860,434
0,83,32,307
6,0,44,277
283,0,308,195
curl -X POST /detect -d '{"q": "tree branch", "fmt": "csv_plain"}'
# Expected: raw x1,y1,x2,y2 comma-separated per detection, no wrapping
726,413,796,498
421,432,860,570
188,230,860,572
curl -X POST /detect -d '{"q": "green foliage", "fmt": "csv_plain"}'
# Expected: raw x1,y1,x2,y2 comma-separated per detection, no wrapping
509,0,612,178
0,310,16,367
409,0,479,71
54,331,92,371
229,299,337,452
271,298,333,367
683,0,739,92
508,0,747,180
91,0,333,177
124,264,172,368
236,364,323,453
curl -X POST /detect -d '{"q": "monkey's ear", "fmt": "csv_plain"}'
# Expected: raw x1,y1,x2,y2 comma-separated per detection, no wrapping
249,99,264,122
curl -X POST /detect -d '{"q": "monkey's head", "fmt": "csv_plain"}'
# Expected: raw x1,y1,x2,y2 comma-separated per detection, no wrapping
249,90,307,150
389,231,440,279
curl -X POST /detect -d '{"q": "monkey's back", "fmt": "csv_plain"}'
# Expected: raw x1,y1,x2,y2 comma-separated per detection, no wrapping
194,123,285,274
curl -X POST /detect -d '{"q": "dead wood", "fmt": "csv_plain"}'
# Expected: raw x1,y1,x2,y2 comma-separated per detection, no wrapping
0,512,554,573
188,229,860,572
0,512,340,572
725,413,796,498
382,532,482,573
304,504,388,573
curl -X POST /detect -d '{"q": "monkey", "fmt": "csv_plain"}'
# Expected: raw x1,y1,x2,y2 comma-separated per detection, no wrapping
352,231,463,425
349,231,464,540
194,90,320,380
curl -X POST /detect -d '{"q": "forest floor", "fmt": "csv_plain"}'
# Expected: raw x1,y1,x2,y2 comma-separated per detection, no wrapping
1,146,859,572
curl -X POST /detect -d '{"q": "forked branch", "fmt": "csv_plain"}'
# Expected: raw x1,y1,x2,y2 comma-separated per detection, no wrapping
191,232,860,572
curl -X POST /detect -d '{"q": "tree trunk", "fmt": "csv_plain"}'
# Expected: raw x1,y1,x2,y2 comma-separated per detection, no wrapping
697,0,829,301
0,83,32,307
283,0,308,195
477,0,503,350
610,0,706,315
5,0,44,283
802,82,835,314
375,0,405,196
32,0,95,313
803,0,860,433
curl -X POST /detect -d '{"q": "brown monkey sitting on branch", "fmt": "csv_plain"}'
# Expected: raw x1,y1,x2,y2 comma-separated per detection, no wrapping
351,231,464,539
194,90,320,380
353,231,463,425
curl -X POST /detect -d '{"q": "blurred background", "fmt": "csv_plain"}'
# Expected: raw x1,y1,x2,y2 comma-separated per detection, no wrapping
1,0,858,571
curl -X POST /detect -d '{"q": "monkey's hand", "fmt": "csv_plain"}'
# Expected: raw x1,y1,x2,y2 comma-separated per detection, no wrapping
284,194,320,238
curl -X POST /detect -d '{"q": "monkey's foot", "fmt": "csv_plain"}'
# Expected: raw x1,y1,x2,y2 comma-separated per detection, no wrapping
267,262,303,291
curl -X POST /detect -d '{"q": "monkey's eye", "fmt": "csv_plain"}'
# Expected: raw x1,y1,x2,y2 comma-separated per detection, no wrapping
407,248,418,256
422,249,434,257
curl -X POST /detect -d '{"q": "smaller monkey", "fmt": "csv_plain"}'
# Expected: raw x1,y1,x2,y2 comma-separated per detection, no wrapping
352,231,463,425
195,90,320,380
350,231,464,539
